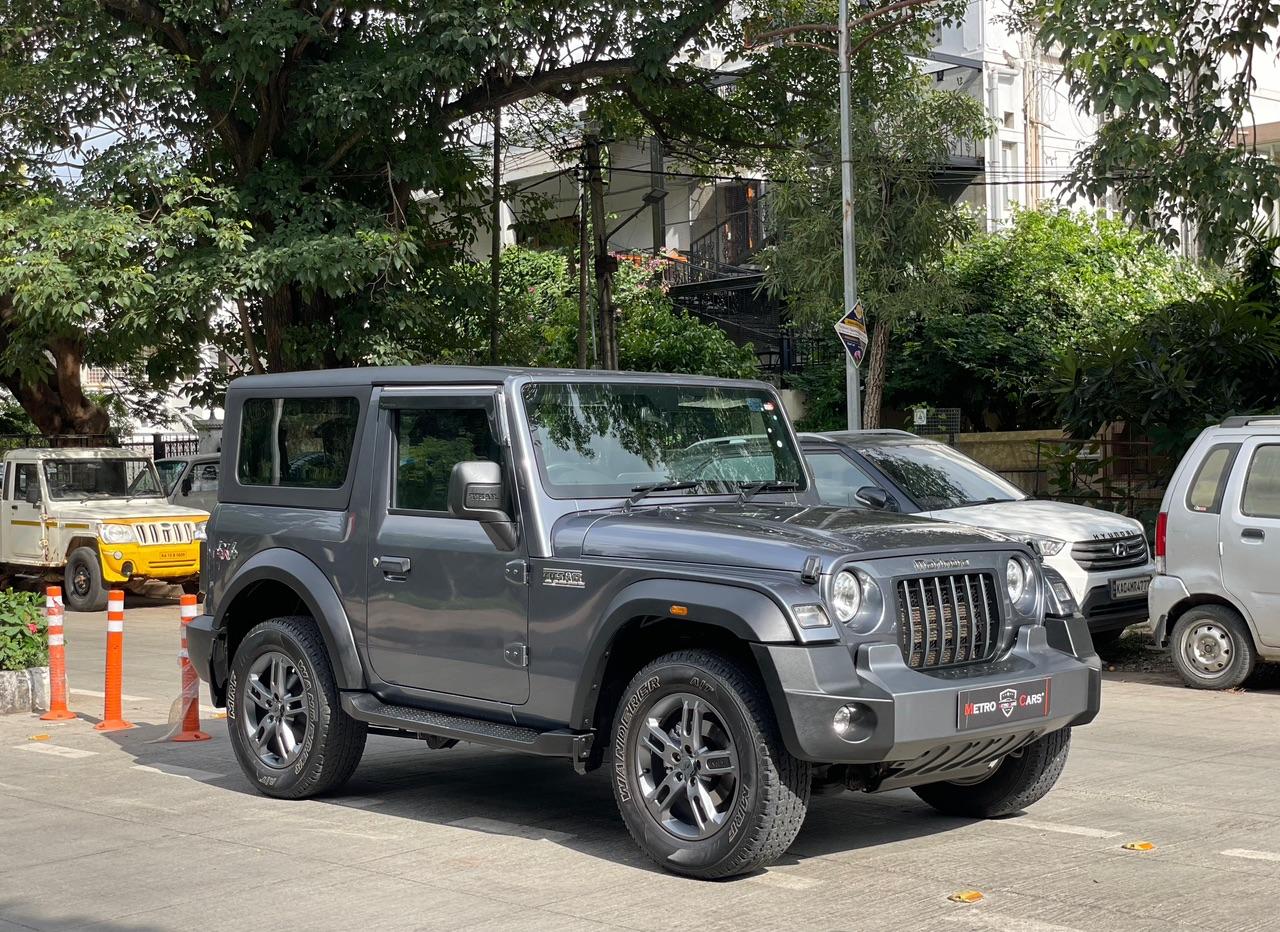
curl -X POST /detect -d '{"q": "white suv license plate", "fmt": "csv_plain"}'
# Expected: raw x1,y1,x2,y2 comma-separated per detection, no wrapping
1110,575,1152,600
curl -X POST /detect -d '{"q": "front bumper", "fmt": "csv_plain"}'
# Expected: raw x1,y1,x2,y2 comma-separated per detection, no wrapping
754,619,1101,771
97,540,200,583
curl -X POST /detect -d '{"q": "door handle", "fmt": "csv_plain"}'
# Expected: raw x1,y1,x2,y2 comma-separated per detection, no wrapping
1242,528,1266,542
374,556,412,577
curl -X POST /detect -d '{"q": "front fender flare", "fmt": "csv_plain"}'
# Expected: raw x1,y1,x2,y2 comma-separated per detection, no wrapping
216,548,365,690
569,578,796,731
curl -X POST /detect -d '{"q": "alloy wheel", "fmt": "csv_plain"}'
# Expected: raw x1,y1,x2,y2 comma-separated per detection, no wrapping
634,693,740,841
243,651,309,768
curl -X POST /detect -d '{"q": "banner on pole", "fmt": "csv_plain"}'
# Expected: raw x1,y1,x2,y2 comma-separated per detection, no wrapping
834,302,868,367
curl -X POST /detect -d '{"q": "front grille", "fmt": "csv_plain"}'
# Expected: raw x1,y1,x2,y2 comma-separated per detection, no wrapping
1071,533,1148,571
132,521,199,546
896,573,1002,670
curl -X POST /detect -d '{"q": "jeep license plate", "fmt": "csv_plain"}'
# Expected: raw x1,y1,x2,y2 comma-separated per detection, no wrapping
1110,575,1151,600
957,678,1051,731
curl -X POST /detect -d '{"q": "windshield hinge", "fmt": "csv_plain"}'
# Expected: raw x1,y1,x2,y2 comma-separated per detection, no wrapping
505,560,529,585
504,642,529,668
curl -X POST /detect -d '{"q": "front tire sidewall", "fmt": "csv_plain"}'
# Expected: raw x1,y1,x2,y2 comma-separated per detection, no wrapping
227,622,326,798
63,547,107,613
612,659,762,876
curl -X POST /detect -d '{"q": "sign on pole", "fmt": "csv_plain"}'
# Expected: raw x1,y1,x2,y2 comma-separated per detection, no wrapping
834,301,868,367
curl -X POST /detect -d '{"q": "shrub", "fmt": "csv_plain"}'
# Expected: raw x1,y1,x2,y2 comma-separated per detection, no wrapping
0,589,47,671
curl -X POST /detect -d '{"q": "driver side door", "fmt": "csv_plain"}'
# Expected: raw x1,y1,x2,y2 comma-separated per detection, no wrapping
6,463,46,562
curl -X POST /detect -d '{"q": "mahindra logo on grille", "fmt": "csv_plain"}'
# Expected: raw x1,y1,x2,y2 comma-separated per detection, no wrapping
913,558,970,571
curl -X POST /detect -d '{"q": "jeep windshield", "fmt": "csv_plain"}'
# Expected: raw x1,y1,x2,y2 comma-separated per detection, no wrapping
522,382,806,499
43,458,164,500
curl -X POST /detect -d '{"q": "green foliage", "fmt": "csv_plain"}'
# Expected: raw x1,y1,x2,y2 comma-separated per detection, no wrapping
1011,0,1280,257
371,246,758,378
787,348,848,431
0,589,46,672
1054,280,1280,457
0,393,37,434
889,208,1210,429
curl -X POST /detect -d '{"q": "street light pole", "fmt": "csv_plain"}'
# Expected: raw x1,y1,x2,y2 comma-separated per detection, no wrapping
838,0,862,430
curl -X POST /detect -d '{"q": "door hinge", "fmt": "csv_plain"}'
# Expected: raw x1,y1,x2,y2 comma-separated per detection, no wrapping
504,559,529,585
504,642,529,668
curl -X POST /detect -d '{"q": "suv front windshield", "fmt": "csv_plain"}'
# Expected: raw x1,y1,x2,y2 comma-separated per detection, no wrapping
858,442,1026,511
43,458,164,500
155,459,186,494
523,382,807,499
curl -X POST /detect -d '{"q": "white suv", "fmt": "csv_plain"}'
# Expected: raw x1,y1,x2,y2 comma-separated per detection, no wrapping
1150,416,1280,689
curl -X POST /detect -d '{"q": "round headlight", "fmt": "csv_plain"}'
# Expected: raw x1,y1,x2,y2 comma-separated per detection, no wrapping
1006,556,1028,603
832,570,862,622
98,523,134,545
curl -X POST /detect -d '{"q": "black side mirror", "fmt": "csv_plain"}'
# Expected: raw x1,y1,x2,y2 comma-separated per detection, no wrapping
181,475,194,495
23,484,41,506
448,461,516,550
855,486,894,511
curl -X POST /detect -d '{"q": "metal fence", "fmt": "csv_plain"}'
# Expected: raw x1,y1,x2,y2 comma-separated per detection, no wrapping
0,433,201,460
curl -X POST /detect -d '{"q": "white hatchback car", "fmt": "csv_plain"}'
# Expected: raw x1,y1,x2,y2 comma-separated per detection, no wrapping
1150,416,1280,689
802,431,1155,648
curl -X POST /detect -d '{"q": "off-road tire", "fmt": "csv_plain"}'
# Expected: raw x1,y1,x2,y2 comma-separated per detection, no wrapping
1170,605,1257,691
227,616,366,799
181,580,202,597
63,546,108,613
610,649,812,879
912,728,1071,818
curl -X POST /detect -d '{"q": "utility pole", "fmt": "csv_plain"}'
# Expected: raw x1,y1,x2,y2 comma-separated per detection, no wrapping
577,137,591,368
838,0,862,430
649,136,666,256
488,106,502,365
586,132,616,369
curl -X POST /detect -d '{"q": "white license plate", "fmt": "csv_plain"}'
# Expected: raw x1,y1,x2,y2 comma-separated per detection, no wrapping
1110,575,1151,600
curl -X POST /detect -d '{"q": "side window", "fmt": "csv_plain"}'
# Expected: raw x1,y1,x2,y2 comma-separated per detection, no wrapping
1242,445,1280,519
191,463,219,493
1186,444,1240,514
237,397,360,489
11,464,37,501
807,452,882,507
393,406,501,513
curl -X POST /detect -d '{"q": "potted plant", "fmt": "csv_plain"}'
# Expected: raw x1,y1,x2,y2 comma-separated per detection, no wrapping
0,589,49,714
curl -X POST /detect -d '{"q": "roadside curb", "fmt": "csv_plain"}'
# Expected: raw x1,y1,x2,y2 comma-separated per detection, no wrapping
0,666,50,715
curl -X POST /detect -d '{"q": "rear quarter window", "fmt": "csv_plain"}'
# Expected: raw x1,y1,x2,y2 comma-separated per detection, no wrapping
1185,444,1239,514
237,397,360,489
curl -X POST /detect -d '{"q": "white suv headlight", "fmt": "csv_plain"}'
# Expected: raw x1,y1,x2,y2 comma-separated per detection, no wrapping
98,523,135,545
1023,534,1066,557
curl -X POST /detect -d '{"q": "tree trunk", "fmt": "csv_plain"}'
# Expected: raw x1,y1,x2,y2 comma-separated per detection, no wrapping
861,318,892,429
0,347,110,438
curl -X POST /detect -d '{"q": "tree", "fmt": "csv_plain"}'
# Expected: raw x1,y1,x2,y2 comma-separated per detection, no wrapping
764,70,989,427
888,208,1209,429
1012,0,1280,257
0,181,245,434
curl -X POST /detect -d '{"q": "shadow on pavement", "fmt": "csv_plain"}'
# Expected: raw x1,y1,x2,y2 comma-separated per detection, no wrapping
0,901,171,932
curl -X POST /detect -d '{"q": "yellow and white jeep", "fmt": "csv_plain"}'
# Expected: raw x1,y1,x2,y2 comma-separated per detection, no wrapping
0,448,209,611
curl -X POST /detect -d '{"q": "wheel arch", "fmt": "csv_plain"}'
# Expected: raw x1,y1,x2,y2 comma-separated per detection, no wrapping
216,549,365,691
571,578,795,771
1158,593,1253,649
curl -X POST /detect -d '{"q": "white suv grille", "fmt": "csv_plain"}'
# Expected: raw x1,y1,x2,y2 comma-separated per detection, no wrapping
132,521,199,546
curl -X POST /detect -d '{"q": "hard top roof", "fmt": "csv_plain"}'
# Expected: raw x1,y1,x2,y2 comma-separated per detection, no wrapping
2,447,148,462
228,365,771,392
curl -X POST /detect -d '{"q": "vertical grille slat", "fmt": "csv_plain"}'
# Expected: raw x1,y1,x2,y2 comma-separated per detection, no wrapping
897,571,1002,672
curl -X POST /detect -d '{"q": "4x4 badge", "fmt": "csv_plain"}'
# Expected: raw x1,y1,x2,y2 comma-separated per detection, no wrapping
541,568,585,589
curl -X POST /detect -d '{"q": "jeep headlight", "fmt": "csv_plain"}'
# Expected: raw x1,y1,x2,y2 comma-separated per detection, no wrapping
98,523,135,545
831,570,862,622
1006,555,1037,610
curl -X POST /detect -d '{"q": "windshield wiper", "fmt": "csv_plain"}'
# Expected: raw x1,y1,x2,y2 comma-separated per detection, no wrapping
626,481,699,507
737,480,801,503
949,496,1015,508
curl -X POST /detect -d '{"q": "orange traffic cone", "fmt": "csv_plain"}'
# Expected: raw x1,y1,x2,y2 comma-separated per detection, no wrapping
40,586,76,721
94,590,133,732
172,594,210,742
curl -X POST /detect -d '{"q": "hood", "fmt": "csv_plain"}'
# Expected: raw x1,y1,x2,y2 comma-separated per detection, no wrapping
927,499,1142,544
556,503,1014,574
47,500,210,521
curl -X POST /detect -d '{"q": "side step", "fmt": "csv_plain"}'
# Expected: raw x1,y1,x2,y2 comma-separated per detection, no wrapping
341,693,593,770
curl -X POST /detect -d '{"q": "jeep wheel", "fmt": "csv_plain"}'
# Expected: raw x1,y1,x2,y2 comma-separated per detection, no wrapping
63,546,108,613
912,728,1071,818
227,616,366,799
610,649,811,879
1170,605,1256,690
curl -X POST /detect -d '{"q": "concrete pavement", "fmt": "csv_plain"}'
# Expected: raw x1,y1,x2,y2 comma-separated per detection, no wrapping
2,600,1280,931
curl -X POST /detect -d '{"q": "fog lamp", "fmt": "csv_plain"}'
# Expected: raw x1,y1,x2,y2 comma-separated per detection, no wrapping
832,702,876,743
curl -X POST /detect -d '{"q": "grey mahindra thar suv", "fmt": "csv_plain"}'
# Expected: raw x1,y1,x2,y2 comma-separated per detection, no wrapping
187,366,1101,879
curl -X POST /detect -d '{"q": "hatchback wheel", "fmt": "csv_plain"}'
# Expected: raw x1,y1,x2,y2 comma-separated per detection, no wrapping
1170,605,1256,690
